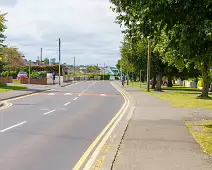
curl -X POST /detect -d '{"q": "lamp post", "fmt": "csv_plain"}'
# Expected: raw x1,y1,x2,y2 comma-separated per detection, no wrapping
28,60,31,84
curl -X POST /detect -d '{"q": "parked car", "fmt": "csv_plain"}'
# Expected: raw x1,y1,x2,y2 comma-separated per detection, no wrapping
17,72,28,80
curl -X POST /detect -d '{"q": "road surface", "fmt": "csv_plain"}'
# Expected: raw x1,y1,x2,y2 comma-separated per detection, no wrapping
0,81,124,170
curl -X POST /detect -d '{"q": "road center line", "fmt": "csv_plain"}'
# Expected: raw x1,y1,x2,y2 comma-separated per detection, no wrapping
73,97,78,101
64,102,71,106
82,81,96,93
43,110,56,115
0,121,27,133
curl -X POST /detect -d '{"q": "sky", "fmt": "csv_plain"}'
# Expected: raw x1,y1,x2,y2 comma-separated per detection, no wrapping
0,0,123,66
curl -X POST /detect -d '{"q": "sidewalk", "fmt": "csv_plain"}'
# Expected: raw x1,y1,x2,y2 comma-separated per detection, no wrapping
0,81,76,101
0,84,51,101
113,84,212,170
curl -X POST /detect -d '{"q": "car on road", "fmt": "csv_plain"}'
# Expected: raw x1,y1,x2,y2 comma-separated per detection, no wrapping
17,72,28,80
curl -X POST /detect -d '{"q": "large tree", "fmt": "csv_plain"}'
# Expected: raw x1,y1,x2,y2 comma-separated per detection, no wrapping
111,0,212,97
2,47,24,70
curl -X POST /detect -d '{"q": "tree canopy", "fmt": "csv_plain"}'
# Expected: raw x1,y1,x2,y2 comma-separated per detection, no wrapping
111,0,212,97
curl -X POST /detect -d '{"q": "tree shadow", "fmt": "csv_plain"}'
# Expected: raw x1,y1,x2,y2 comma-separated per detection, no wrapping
162,87,201,92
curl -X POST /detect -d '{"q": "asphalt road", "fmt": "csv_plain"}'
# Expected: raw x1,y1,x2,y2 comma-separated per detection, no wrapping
0,81,124,170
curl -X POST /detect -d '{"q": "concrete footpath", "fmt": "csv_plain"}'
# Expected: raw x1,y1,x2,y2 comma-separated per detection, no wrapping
112,84,212,170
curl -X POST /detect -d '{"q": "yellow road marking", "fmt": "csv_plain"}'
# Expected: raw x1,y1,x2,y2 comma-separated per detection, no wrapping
73,82,129,170
0,102,13,110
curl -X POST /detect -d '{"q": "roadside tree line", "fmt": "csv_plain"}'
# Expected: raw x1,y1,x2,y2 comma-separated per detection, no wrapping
111,0,212,98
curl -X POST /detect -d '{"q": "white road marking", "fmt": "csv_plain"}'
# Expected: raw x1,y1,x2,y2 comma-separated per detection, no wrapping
0,121,27,133
82,82,96,93
78,94,81,96
43,110,56,115
48,93,55,96
64,93,72,96
100,94,106,96
73,97,78,101
64,102,71,106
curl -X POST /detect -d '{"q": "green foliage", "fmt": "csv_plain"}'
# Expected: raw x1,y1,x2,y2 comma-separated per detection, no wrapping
38,71,47,78
30,71,46,79
0,13,7,47
87,66,100,72
20,65,60,73
115,76,119,80
100,74,110,80
111,0,212,97
9,71,18,79
30,72,39,79
44,58,49,65
198,78,204,87
87,74,110,80
0,81,7,87
1,71,8,77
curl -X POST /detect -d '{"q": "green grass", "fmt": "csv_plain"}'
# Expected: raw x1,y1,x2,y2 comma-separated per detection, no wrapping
129,82,212,110
186,120,212,154
13,79,20,84
0,86,27,93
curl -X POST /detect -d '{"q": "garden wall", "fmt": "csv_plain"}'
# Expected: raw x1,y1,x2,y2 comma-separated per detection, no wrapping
0,77,13,83
20,78,47,85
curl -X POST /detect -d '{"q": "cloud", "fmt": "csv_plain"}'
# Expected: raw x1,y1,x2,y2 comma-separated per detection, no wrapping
1,0,123,65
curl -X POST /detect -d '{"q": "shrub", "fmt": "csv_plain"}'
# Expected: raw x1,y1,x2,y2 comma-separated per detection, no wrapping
38,71,47,78
115,76,119,80
99,74,110,80
0,81,7,87
30,72,39,79
9,71,18,79
30,71,47,79
1,71,8,77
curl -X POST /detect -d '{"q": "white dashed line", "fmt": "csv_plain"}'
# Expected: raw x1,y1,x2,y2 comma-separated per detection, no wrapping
78,94,81,97
64,93,72,96
73,97,78,101
48,93,55,96
43,110,56,115
0,121,27,133
64,102,71,106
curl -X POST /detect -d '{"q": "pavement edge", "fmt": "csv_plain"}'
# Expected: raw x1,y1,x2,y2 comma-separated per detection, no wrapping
1,88,51,102
100,83,136,170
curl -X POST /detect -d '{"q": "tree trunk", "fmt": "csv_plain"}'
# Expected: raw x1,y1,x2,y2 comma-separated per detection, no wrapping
200,62,210,98
167,76,173,87
151,75,156,89
155,73,162,91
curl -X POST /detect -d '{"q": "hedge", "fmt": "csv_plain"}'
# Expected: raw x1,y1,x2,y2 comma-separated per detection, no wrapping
86,74,110,80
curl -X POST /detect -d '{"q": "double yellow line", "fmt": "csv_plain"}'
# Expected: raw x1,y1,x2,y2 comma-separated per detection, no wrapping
73,82,130,170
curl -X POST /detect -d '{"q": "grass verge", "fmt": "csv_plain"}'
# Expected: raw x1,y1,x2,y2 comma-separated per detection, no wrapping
186,120,212,155
129,82,212,110
0,86,27,93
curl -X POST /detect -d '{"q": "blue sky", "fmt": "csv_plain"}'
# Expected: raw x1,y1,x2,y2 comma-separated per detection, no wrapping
0,0,123,66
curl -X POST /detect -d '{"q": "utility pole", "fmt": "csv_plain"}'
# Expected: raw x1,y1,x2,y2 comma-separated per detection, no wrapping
40,48,43,65
59,38,61,86
147,38,151,92
140,69,142,88
74,57,76,77
103,63,105,80
127,70,129,85
28,60,31,84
